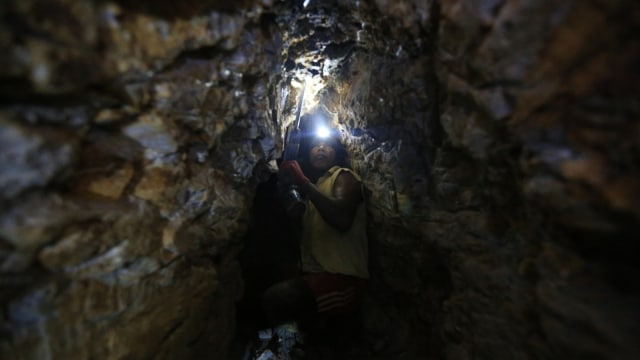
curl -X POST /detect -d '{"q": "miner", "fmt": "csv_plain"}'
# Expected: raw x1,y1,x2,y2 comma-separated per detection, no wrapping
257,127,369,356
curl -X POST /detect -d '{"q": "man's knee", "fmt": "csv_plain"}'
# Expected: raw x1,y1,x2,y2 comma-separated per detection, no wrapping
260,283,283,323
260,278,315,326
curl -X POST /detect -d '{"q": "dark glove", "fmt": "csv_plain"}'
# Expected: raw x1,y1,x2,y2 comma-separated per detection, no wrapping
279,160,309,187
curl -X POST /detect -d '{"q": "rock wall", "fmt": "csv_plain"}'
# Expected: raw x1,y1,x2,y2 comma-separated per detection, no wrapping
1,1,281,359
340,1,640,359
268,0,640,359
1,0,639,359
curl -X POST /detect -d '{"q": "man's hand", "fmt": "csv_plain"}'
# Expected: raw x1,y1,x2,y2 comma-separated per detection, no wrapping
278,160,309,187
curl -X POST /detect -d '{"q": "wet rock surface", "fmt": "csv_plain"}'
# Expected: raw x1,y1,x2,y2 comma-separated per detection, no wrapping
2,0,640,359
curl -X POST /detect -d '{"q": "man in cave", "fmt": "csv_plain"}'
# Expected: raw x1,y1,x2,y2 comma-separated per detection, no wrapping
257,127,369,357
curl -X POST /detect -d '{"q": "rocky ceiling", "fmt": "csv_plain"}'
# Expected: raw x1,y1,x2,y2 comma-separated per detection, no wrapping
1,0,639,359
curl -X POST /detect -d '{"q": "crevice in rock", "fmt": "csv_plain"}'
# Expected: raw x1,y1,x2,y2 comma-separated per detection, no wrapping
1,0,639,359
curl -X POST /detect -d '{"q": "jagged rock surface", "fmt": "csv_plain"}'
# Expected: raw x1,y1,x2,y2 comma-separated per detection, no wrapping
1,1,278,359
1,0,639,359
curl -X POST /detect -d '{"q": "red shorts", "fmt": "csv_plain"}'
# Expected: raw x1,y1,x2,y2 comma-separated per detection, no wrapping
303,273,365,315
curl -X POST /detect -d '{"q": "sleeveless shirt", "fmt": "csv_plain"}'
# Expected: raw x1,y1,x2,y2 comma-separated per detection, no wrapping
300,166,369,279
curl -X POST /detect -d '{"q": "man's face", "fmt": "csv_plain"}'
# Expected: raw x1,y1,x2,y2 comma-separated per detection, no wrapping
309,139,336,171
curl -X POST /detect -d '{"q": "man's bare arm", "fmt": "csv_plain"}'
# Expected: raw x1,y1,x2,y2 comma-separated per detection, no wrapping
301,171,363,232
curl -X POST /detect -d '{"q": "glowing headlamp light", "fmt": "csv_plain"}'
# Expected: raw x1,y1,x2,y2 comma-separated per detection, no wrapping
315,125,331,139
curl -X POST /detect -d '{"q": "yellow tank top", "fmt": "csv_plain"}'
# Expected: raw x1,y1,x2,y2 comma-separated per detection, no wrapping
301,166,369,279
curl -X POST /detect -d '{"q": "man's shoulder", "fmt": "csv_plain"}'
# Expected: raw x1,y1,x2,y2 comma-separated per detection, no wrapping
332,167,362,182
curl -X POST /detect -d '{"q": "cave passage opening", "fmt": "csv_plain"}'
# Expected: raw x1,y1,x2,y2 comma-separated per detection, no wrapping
232,1,451,358
3,0,639,359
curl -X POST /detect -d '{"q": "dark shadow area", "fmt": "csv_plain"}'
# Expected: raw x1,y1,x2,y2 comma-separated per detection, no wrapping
231,173,298,358
112,0,254,18
236,173,299,327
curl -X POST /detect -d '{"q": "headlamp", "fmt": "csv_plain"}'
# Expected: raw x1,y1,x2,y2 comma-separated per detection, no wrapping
315,125,331,139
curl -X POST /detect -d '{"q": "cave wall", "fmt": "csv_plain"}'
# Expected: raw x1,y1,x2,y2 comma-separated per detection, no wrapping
270,0,640,359
340,1,640,359
0,1,281,359
1,0,639,359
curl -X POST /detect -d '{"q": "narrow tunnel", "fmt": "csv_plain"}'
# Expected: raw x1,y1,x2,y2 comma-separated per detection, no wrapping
1,1,639,359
